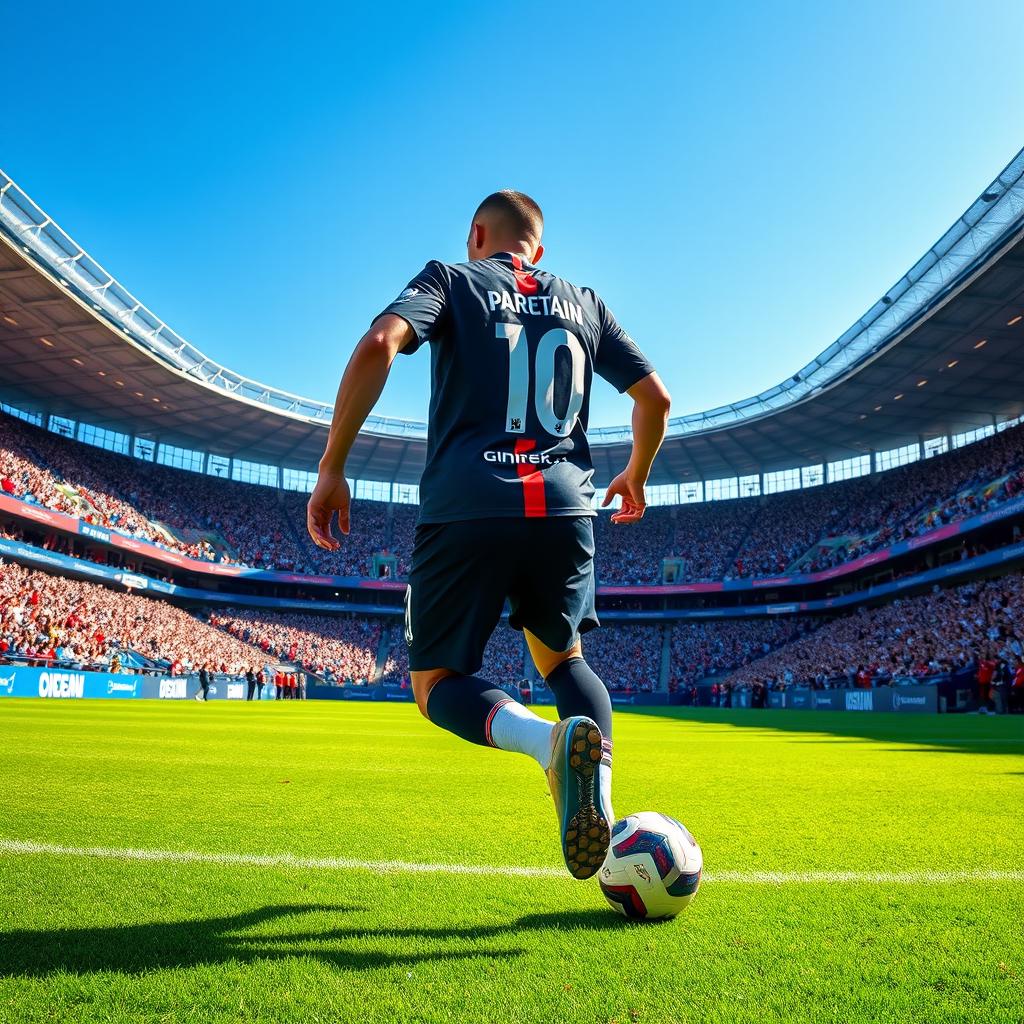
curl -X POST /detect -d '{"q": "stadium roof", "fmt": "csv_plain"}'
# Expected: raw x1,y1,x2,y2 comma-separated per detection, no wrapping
2,150,1024,486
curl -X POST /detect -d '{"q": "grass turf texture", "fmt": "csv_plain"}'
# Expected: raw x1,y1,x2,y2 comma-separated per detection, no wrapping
0,701,1021,1024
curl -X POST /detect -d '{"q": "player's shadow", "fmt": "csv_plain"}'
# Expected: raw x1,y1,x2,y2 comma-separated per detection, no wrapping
0,904,619,978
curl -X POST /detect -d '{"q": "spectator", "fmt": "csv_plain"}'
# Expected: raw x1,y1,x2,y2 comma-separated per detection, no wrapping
196,664,210,703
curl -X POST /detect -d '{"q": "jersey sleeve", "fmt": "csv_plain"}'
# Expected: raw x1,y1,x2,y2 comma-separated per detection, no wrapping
377,260,451,354
593,299,656,393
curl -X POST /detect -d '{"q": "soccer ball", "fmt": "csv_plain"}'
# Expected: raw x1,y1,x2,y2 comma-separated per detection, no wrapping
599,812,703,920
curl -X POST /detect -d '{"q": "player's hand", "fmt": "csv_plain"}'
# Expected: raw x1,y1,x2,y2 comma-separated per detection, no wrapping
307,472,351,550
602,470,647,524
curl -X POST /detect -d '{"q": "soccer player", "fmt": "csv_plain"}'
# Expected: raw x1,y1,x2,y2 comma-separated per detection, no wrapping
307,191,670,878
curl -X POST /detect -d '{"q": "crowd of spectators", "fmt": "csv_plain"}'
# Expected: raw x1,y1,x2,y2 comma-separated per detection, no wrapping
0,417,223,561
0,561,264,674
480,626,526,684
731,424,1024,579
592,514,674,586
581,624,662,691
377,625,408,685
4,410,1024,588
211,608,380,683
665,501,754,583
0,412,394,576
5,550,1024,706
669,617,816,690
279,491,390,577
725,572,1024,693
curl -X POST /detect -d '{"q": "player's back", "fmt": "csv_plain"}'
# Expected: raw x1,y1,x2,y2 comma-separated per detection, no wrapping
382,252,652,524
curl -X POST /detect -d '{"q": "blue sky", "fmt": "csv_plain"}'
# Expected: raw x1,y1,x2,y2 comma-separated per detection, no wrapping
4,1,1023,427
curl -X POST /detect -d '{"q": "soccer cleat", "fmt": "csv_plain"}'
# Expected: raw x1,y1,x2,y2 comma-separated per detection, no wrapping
545,715,610,880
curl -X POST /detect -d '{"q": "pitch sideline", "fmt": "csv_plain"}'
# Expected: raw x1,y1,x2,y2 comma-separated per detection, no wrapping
1,838,1021,884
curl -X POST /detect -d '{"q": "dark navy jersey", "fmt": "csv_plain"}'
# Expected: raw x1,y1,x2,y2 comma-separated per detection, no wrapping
378,252,654,524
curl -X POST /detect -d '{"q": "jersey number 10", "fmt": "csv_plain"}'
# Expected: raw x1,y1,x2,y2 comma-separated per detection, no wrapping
495,324,585,437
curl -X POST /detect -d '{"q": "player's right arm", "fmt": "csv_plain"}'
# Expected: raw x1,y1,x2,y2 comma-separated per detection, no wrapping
307,261,450,551
307,314,414,549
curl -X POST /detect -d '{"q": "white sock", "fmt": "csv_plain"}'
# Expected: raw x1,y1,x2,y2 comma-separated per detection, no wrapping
598,760,615,824
488,700,555,768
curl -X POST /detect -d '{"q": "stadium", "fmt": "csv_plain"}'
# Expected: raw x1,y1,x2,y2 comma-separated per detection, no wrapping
2,63,1023,1024
4,153,1024,707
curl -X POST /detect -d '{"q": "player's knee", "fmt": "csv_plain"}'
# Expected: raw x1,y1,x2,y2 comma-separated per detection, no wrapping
527,632,583,680
542,648,585,681
410,669,454,719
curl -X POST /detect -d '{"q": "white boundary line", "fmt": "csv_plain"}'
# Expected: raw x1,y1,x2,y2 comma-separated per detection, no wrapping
2,839,1021,884
0,839,562,878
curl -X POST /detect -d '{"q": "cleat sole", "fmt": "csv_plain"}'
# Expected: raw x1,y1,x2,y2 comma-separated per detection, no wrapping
561,719,610,880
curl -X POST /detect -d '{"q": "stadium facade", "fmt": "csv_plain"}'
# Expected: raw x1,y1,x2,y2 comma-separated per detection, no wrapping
3,148,1024,502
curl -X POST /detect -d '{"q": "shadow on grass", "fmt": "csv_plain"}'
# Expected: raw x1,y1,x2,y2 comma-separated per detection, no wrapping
618,705,1024,757
0,905,623,977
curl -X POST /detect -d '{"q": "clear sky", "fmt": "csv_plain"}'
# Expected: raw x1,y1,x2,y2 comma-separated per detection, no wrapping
3,1,1023,427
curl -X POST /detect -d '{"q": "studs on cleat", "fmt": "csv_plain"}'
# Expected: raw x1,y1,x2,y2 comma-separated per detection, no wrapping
556,717,611,880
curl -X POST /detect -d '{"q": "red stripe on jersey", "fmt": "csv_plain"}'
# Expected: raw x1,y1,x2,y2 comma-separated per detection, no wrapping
514,438,547,518
511,254,538,295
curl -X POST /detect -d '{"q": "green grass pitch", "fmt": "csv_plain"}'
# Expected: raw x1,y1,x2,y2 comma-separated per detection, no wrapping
0,700,1022,1024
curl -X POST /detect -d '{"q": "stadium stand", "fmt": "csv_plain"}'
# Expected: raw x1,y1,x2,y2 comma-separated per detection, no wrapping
5,554,1021,707
378,623,526,687
4,410,1023,586
6,407,1024,585
668,617,818,691
724,571,1024,693
0,561,265,673
5,394,1024,710
581,625,663,692
730,425,1024,580
0,411,389,575
211,609,380,683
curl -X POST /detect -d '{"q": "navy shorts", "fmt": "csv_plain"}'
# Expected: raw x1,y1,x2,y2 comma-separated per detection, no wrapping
405,516,599,675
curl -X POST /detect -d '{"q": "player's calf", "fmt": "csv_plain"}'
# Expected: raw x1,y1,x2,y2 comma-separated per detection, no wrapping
419,671,555,765
544,656,615,825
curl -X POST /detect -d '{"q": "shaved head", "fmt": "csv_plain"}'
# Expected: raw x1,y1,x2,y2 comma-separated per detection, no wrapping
472,190,544,247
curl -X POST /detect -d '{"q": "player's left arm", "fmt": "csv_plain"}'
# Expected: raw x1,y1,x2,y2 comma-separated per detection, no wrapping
592,298,669,524
307,314,414,550
602,371,671,523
